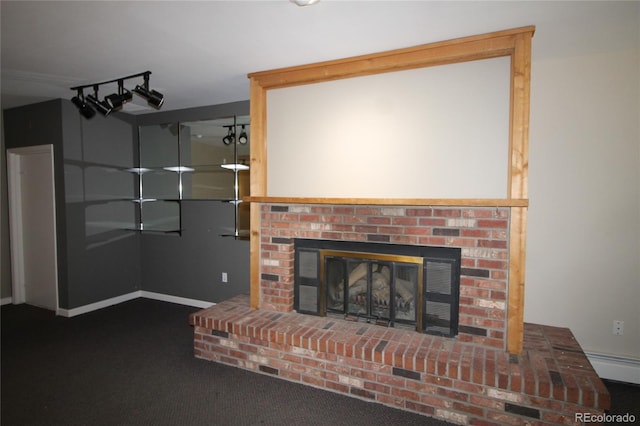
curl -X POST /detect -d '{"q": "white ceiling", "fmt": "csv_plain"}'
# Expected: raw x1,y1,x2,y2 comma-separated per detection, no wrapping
1,1,547,115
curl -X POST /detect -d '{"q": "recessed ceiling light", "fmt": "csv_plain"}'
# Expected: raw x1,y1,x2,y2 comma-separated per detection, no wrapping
290,0,320,6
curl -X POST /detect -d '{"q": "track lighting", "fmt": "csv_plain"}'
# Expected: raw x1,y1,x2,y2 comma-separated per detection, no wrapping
86,86,113,116
70,71,164,119
105,80,133,111
71,89,96,119
133,85,164,109
132,73,164,109
222,126,235,145
238,125,248,144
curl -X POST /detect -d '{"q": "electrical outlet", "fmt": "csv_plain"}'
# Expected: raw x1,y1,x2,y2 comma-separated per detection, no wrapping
613,320,624,335
221,272,228,283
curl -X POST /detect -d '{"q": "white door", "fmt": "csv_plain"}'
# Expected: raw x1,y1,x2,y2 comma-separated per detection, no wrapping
7,145,59,312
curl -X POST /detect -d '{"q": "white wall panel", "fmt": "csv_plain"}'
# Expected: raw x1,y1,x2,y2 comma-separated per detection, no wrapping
267,57,510,198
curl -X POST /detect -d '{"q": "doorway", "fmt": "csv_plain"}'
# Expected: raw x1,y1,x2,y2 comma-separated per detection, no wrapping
7,145,59,312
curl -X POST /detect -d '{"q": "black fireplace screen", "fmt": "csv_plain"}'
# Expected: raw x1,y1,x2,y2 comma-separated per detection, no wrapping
324,253,422,329
294,239,460,337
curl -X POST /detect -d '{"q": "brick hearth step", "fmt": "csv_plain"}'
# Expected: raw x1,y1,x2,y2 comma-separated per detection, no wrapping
190,294,610,426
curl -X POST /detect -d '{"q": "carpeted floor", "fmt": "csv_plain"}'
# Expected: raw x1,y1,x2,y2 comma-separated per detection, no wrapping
2,299,638,426
1,299,451,426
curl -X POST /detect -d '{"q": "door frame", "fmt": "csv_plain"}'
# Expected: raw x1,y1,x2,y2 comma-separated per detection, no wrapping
7,144,60,313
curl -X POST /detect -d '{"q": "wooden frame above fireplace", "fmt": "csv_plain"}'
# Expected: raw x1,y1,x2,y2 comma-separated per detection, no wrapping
246,26,534,354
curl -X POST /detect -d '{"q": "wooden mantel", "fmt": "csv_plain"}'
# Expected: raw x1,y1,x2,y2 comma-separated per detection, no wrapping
244,196,529,207
247,26,534,354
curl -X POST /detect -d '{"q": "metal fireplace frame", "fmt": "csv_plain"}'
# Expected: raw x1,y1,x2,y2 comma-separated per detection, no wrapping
321,250,425,331
294,239,461,337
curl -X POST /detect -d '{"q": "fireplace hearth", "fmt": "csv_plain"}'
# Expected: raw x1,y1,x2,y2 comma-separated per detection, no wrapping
294,239,460,337
190,200,610,425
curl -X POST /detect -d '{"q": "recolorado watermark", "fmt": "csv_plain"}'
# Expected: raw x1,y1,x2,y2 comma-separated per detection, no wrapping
576,412,636,423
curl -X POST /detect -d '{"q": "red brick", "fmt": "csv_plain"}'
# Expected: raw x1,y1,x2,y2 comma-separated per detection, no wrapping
301,374,324,387
364,380,391,394
405,208,433,217
391,387,420,402
325,380,349,394
470,395,503,410
453,401,484,417
477,219,508,228
486,411,521,425
405,400,435,416
423,374,452,388
433,208,462,217
377,374,406,388
377,393,406,408
437,387,469,402
454,380,484,394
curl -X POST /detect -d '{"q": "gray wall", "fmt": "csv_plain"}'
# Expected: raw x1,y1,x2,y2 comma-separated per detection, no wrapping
136,100,251,302
61,101,141,308
2,99,250,308
3,100,142,309
1,113,11,299
141,201,250,302
4,100,70,306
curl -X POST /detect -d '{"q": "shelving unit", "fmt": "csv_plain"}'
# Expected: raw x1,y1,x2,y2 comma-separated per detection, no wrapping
134,115,249,236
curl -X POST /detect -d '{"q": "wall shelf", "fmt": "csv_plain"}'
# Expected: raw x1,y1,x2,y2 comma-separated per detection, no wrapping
243,196,529,207
136,115,250,235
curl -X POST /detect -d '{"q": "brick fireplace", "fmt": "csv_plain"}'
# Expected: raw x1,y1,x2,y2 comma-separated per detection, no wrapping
191,27,610,425
259,204,508,350
191,202,610,425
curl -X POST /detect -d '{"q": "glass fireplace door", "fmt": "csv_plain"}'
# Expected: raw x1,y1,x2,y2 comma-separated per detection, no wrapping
322,251,423,330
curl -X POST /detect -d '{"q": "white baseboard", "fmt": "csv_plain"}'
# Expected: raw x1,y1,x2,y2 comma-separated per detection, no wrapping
1,297,13,306
56,291,214,318
586,352,640,384
140,291,214,309
57,291,142,317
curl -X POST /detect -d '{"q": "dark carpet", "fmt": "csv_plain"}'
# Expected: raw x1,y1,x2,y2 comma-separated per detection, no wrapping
2,299,638,426
1,299,450,426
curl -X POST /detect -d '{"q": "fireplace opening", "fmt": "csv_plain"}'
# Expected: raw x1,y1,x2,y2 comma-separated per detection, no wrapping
294,239,461,337
324,251,423,330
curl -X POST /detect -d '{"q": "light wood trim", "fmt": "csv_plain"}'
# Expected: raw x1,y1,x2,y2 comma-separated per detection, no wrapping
249,78,267,309
505,30,533,354
249,26,534,352
507,207,528,354
249,26,535,90
508,31,532,200
244,196,528,208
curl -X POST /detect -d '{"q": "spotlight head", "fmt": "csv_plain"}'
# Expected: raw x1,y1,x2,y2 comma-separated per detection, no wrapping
222,126,236,145
133,85,164,109
222,133,235,145
71,95,96,119
238,125,248,144
106,79,134,111
105,88,132,111
86,94,113,116
105,93,123,110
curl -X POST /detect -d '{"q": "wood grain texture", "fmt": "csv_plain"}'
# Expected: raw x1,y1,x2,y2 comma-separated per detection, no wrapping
243,196,528,207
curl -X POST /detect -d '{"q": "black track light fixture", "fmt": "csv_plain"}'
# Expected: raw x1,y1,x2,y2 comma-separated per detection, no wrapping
222,126,235,145
86,85,113,116
133,72,164,109
71,89,96,119
238,125,248,144
70,71,164,119
105,80,133,111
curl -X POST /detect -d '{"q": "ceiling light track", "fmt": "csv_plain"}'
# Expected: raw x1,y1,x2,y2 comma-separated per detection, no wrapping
70,71,164,119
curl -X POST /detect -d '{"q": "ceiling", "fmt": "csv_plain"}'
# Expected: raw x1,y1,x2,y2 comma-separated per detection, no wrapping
1,1,541,116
